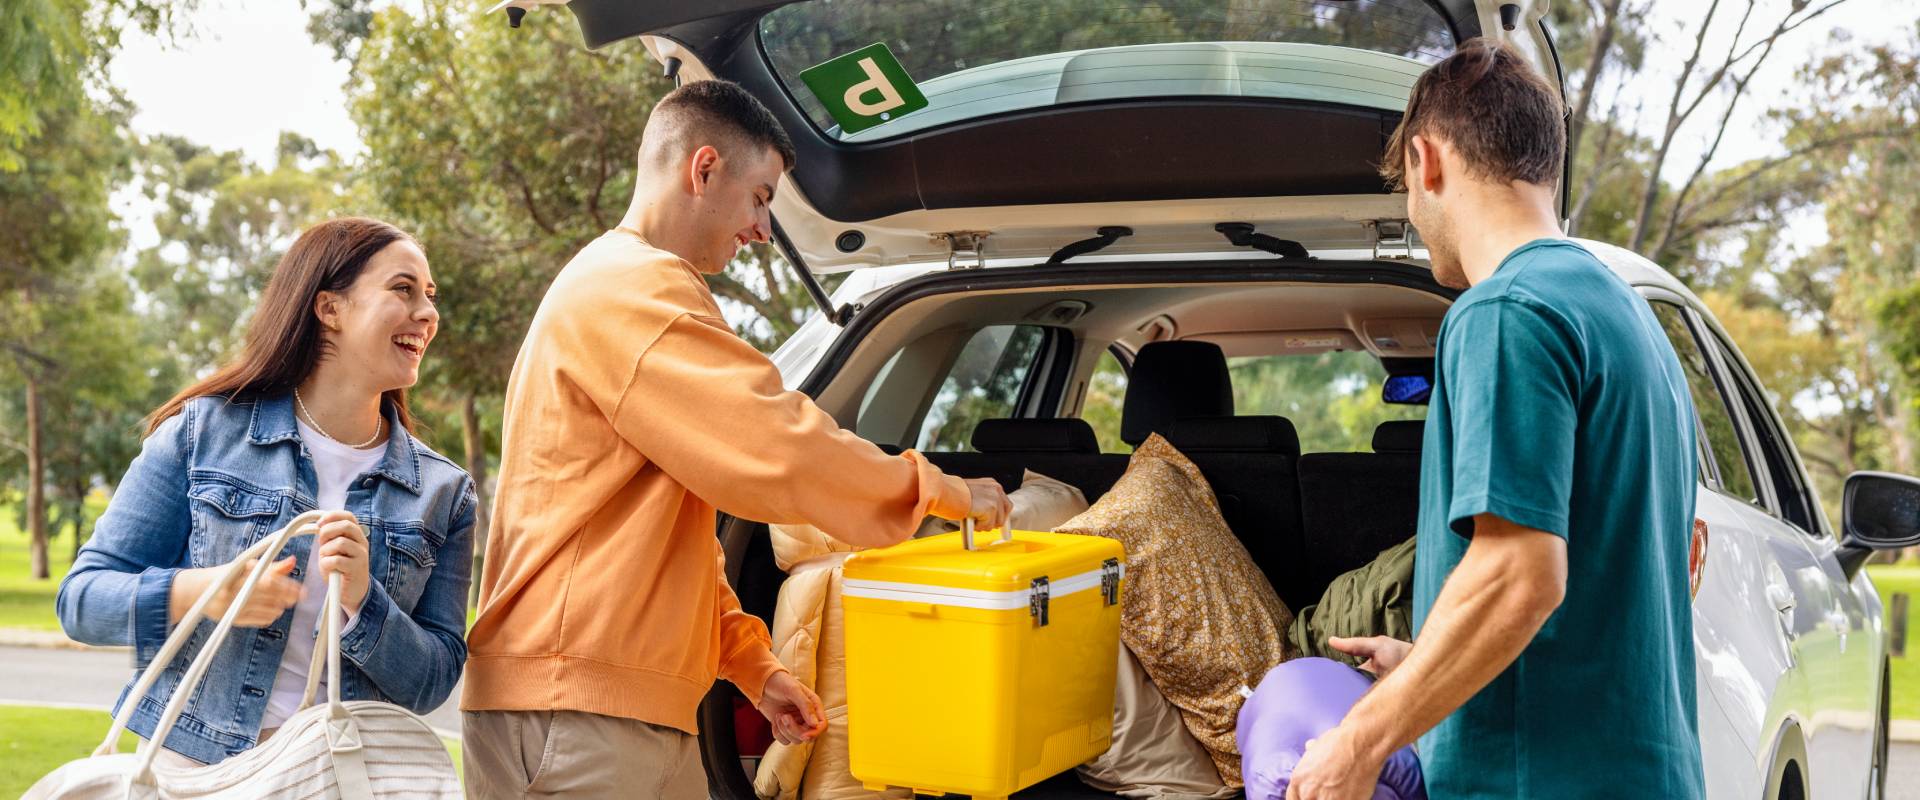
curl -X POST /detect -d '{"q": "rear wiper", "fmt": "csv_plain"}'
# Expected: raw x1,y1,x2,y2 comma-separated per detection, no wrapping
1047,226,1133,264
1215,222,1311,260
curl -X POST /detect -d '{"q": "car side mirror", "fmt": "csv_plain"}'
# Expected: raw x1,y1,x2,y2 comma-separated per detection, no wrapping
1842,471,1920,550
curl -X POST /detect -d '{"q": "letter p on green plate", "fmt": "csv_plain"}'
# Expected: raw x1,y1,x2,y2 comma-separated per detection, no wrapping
798,42,929,135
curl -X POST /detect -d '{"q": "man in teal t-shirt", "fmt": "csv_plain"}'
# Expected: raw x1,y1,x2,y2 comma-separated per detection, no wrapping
1286,40,1704,800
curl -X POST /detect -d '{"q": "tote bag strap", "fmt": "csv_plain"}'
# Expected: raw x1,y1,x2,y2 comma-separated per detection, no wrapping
314,571,375,800
94,511,326,779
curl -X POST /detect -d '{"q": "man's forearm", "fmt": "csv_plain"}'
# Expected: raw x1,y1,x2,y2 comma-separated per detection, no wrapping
1340,517,1565,761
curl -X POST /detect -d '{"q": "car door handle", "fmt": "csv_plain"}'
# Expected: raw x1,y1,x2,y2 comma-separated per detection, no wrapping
1766,581,1796,615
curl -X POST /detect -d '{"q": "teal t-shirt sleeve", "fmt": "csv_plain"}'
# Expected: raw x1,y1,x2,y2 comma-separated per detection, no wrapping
1441,296,1582,539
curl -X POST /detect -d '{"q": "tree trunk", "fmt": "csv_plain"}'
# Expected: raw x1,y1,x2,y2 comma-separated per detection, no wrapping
1885,397,1915,475
1566,0,1623,160
26,375,48,580
462,391,493,608
1568,105,1623,236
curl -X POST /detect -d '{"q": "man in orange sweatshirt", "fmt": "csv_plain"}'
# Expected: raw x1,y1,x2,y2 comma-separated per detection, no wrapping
460,80,1012,798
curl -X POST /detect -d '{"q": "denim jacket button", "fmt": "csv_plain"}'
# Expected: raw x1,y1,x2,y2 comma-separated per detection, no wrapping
361,477,375,488
242,686,264,697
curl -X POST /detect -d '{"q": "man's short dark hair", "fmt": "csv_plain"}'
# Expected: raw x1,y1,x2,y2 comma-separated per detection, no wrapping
1381,38,1565,190
649,79,797,170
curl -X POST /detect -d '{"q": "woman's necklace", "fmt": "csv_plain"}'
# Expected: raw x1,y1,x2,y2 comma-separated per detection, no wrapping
294,387,383,449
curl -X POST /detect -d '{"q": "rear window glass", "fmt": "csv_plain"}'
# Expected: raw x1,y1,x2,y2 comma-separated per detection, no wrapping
1227,352,1425,452
1082,348,1132,453
915,325,1048,451
759,0,1454,141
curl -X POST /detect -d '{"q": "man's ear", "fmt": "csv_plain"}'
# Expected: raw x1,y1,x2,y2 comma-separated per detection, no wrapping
1409,134,1445,195
687,145,721,198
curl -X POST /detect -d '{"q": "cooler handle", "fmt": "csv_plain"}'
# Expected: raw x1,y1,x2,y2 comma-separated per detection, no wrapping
961,518,1012,551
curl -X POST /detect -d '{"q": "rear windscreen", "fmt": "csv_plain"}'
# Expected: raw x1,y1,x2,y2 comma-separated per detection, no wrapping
759,0,1456,141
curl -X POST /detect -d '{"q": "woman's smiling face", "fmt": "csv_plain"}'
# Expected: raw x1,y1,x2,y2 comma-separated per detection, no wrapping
318,239,439,391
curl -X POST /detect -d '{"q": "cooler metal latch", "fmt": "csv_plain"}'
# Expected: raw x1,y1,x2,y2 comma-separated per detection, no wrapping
1100,558,1121,606
1029,577,1051,626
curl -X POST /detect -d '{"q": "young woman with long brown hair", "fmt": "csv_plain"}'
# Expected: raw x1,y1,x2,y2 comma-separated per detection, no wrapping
57,217,474,765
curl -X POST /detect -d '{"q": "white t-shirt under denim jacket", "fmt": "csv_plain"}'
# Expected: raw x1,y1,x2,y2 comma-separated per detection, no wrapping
256,419,387,730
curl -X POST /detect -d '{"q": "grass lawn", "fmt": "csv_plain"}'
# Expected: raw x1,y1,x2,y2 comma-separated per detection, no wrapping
0,501,86,632
0,705,139,796
0,704,461,794
1867,563,1920,721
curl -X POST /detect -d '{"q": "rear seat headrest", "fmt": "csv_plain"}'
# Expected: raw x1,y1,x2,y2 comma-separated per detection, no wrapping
1167,416,1300,457
1120,341,1234,446
1372,420,1425,453
972,418,1101,454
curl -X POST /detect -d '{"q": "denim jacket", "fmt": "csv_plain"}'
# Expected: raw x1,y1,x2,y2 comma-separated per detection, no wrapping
57,394,474,764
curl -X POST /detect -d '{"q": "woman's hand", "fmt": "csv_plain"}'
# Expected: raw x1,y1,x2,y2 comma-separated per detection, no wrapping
313,510,371,614
168,555,301,628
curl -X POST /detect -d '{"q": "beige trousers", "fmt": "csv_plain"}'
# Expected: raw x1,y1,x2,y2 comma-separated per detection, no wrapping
462,710,707,799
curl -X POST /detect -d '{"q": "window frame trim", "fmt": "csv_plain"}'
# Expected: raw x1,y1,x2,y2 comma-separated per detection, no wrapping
1690,308,1829,538
1641,289,1759,506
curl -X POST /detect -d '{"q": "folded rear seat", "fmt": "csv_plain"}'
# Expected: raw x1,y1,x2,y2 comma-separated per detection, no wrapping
1295,420,1425,602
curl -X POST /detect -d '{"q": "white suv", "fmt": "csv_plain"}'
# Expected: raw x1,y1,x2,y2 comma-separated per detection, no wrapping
522,1,1918,797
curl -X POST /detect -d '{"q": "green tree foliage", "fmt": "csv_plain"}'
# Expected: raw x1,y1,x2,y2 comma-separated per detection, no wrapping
1670,23,1920,529
0,54,130,578
0,0,89,173
129,134,357,382
1227,353,1425,453
349,0,677,412
0,0,196,171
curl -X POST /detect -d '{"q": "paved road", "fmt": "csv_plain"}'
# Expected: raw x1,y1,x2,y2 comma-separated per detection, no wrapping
1896,742,1920,799
0,644,464,736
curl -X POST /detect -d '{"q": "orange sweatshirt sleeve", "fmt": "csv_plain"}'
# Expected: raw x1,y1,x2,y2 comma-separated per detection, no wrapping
713,537,786,704
613,311,974,547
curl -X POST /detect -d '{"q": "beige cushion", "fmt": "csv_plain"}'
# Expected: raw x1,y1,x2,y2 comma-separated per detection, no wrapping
755,558,909,800
1053,435,1293,786
1076,646,1238,800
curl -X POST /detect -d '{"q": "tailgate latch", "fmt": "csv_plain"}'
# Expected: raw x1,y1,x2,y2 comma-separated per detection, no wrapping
1100,558,1121,607
1029,577,1051,626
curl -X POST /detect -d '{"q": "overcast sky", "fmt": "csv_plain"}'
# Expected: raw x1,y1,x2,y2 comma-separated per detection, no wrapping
104,0,1918,252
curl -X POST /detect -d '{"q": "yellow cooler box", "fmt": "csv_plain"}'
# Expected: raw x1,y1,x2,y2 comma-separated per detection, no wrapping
840,525,1125,800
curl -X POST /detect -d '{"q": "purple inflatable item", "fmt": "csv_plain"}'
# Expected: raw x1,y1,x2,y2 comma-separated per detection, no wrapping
1236,657,1426,800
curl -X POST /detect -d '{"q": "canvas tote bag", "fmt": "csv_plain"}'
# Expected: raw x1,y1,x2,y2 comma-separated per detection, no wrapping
27,510,461,799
